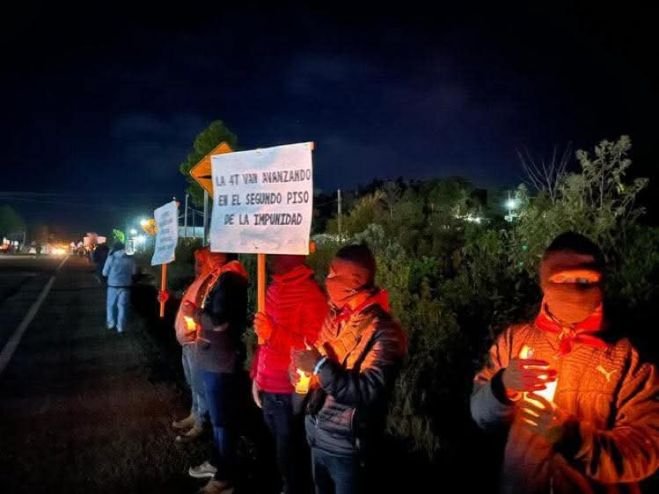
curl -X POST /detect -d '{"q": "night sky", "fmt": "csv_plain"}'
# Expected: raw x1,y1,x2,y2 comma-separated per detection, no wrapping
2,2,658,237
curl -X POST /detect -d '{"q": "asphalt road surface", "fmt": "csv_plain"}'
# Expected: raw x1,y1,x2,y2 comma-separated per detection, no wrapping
0,255,211,494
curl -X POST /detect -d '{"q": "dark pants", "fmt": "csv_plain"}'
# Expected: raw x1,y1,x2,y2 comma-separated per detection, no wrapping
262,392,310,494
202,371,238,483
311,448,362,494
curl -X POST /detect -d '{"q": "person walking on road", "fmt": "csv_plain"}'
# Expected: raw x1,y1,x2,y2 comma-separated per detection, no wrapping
102,241,137,333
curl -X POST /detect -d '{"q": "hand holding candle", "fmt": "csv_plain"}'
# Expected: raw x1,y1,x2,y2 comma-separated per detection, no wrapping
181,300,197,318
502,358,557,395
291,343,322,395
519,392,569,444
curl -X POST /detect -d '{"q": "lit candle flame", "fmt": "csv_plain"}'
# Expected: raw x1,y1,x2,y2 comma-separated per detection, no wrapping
519,345,558,406
184,316,196,332
295,369,311,394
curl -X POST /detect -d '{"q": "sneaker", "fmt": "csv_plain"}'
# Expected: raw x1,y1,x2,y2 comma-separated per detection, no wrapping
188,461,217,479
199,478,233,494
176,423,203,443
172,413,196,430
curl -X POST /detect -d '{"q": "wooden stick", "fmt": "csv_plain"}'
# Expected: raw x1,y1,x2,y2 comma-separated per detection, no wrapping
257,253,266,344
159,263,168,318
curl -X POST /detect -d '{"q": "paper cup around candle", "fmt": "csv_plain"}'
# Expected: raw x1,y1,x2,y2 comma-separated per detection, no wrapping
295,369,311,394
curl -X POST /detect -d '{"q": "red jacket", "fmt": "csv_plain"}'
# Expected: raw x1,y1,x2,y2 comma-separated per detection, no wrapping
252,265,327,394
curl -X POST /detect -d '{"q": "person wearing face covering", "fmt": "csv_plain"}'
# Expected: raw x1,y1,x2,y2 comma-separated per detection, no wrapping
471,232,659,493
292,244,407,494
250,254,328,494
182,252,249,494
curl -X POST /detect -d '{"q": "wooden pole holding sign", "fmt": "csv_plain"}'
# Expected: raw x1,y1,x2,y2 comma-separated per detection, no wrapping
194,141,314,347
151,199,179,319
160,263,168,318
257,253,266,344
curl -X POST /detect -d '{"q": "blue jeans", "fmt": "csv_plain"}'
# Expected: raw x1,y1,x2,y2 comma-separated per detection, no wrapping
262,392,310,494
311,448,362,494
106,287,130,331
181,345,208,422
202,371,239,483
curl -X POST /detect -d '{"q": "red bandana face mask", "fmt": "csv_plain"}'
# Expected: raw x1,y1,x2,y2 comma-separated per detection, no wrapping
542,269,603,324
325,275,358,310
325,259,372,310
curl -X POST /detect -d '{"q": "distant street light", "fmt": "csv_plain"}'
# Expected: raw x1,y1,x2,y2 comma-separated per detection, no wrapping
130,228,138,236
505,193,520,222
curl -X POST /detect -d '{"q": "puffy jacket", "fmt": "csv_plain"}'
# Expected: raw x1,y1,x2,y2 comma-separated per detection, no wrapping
252,265,328,393
471,322,659,494
102,249,136,287
195,260,249,373
305,297,407,456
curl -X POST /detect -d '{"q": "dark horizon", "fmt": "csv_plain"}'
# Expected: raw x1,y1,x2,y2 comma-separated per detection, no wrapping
2,2,658,237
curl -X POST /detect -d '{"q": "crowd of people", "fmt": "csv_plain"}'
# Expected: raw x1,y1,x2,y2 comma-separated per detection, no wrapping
96,233,659,494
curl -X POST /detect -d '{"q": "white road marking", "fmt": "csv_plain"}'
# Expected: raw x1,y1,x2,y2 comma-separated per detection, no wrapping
0,256,69,376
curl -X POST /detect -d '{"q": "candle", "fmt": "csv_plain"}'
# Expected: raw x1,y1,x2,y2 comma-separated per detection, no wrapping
184,316,197,332
295,369,311,394
519,345,558,406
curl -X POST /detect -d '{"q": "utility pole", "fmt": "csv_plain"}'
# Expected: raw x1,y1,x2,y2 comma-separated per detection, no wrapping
203,190,209,246
184,193,189,239
337,188,342,240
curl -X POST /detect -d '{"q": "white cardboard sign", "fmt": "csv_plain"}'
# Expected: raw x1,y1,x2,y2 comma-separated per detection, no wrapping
209,142,313,255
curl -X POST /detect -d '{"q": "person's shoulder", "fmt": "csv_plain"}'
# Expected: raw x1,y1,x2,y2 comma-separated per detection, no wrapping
218,270,248,286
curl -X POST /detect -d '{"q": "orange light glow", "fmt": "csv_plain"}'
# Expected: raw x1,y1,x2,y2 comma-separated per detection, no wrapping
549,269,601,284
295,369,311,394
184,316,197,332
519,345,558,404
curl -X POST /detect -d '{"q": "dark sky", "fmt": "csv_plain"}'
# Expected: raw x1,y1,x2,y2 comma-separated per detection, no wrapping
1,2,658,237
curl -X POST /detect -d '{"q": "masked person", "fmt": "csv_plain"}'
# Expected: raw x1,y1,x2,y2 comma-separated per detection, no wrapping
183,253,248,494
471,232,659,493
293,244,407,494
171,247,213,443
250,254,327,494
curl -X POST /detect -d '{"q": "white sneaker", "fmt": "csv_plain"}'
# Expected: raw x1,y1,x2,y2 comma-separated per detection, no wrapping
188,461,217,479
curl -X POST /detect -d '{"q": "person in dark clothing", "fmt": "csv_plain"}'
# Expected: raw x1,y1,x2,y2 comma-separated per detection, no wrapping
182,252,248,494
293,244,407,494
471,232,659,493
91,243,109,282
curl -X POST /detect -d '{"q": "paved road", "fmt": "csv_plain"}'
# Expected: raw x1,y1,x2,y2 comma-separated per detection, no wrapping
0,255,210,494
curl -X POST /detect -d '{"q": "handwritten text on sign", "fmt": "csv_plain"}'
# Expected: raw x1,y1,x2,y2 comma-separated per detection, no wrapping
151,200,179,266
209,142,313,255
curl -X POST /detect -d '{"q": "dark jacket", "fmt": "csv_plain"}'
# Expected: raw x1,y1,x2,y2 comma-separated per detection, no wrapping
305,302,406,456
195,261,248,373
471,322,659,494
